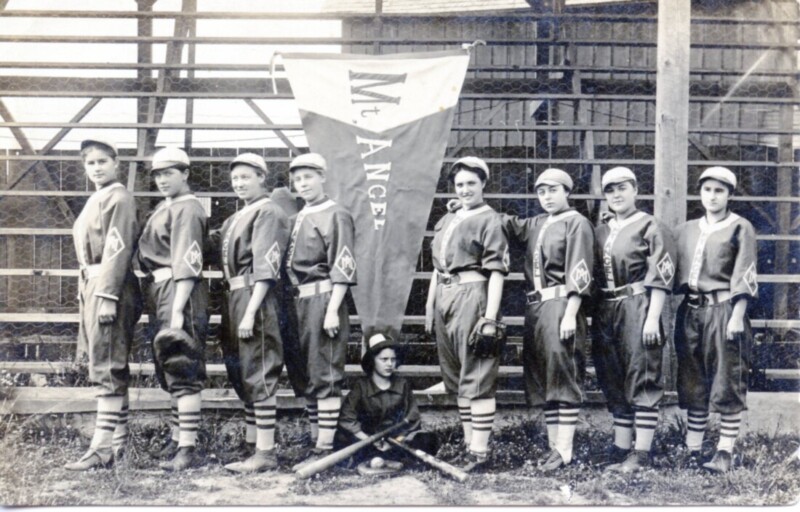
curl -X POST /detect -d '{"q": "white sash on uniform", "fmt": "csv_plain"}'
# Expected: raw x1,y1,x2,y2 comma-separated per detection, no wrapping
74,182,124,267
688,213,740,291
532,210,579,291
438,204,491,274
285,199,336,286
221,196,271,281
602,211,647,289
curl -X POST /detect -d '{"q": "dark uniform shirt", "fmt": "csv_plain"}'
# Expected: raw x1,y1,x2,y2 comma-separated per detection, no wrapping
431,203,509,276
338,376,420,436
675,213,758,301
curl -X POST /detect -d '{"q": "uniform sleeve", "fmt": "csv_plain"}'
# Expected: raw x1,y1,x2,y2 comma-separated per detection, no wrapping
251,205,290,283
95,191,138,301
338,379,366,436
642,219,676,292
500,213,531,243
205,228,222,267
400,379,421,432
170,202,206,281
730,220,759,301
564,215,594,298
480,214,510,275
327,209,357,285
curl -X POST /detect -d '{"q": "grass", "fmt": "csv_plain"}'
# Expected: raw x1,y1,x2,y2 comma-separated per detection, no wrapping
0,408,798,506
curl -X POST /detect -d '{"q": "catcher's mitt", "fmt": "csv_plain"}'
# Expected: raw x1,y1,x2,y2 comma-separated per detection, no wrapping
468,317,507,358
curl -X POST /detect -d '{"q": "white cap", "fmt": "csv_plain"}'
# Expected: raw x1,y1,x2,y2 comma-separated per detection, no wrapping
289,153,327,173
451,156,490,180
151,146,190,172
535,168,574,191
699,166,737,190
80,138,118,157
601,167,637,190
230,152,267,173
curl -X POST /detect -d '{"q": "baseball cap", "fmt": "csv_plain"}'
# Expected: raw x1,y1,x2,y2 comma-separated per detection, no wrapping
535,168,574,191
361,333,401,374
451,156,490,180
80,138,118,157
601,167,637,190
230,152,267,173
699,166,737,191
151,146,190,172
289,153,326,173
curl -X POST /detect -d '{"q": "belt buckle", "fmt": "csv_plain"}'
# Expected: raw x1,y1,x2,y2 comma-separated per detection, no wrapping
439,274,454,286
687,293,703,308
526,290,541,305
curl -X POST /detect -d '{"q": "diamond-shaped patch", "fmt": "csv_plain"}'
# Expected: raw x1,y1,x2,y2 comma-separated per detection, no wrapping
265,241,282,276
335,246,357,282
657,253,675,286
570,258,591,294
183,240,203,276
104,227,126,262
743,261,758,296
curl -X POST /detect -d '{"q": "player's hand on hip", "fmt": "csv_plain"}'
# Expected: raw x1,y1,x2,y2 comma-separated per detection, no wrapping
170,312,185,330
726,316,745,341
642,316,661,346
324,311,340,338
559,315,576,342
238,313,255,339
97,297,118,324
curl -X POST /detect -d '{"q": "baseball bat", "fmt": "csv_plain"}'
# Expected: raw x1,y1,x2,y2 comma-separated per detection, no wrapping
294,420,408,479
386,437,468,482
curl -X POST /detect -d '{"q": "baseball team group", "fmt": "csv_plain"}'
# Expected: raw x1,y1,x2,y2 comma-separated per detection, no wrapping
65,137,758,479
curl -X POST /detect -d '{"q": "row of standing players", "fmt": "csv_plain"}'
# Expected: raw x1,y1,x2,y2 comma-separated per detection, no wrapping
65,139,757,477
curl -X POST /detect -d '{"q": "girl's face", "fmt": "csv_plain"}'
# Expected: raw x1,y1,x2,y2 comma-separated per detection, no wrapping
373,347,397,379
291,168,326,204
230,164,266,203
454,168,485,210
700,178,731,216
153,167,189,199
604,180,637,216
82,147,118,189
536,184,570,214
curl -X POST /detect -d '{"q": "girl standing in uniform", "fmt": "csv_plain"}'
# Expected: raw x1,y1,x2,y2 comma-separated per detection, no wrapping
65,138,142,470
425,156,509,473
592,167,675,472
502,168,594,472
138,146,208,472
215,153,290,473
674,166,758,473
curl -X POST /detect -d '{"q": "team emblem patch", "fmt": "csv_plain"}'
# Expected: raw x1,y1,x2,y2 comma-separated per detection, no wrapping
657,253,675,286
335,246,357,282
570,258,591,294
183,240,203,276
104,227,125,261
265,242,282,275
743,262,758,296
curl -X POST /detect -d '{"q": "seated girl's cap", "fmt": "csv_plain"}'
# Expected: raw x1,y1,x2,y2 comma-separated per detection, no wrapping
601,167,637,190
534,168,573,191
289,153,326,173
699,166,737,190
360,332,400,373
451,156,490,180
230,152,267,173
151,146,190,172
80,138,118,157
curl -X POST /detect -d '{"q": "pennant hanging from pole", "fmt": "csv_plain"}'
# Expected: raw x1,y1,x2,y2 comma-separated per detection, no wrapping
281,49,470,340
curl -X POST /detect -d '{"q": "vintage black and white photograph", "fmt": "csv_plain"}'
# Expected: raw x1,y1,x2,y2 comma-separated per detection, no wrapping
0,0,798,506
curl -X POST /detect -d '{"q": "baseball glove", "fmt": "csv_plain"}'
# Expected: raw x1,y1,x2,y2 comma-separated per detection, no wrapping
468,317,507,359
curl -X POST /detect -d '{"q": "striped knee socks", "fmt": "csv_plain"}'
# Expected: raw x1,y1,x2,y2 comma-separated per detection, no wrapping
254,396,277,452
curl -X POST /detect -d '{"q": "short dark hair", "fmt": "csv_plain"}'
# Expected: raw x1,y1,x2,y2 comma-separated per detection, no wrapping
448,164,487,184
80,142,116,161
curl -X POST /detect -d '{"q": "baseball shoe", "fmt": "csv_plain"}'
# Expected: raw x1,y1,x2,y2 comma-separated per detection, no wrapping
160,446,201,472
453,451,487,473
702,450,732,473
64,449,113,471
607,450,650,473
224,449,278,473
291,447,333,472
540,449,566,472
157,438,180,459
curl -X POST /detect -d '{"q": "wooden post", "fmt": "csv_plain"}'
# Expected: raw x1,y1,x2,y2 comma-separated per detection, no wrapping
654,0,691,391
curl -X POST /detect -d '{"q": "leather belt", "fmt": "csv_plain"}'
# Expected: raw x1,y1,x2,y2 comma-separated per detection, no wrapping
686,289,732,308
80,263,102,280
437,270,487,286
526,284,567,304
602,281,646,301
150,267,173,283
295,279,333,298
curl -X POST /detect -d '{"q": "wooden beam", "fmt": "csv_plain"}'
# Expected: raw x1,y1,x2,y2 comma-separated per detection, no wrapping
244,99,301,154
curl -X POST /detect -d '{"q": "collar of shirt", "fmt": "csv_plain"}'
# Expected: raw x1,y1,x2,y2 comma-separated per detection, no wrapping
365,376,404,397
